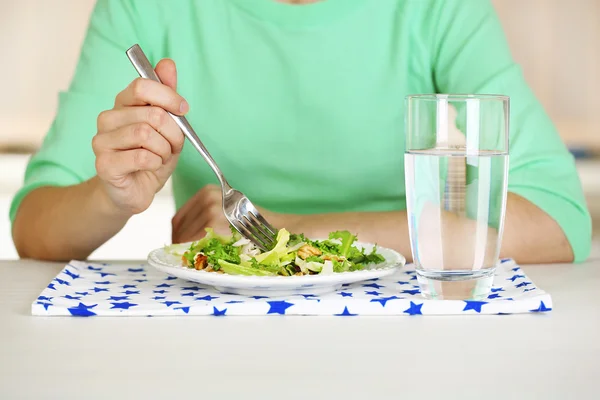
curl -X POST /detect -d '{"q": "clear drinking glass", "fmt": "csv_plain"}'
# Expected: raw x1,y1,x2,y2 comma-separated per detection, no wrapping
404,94,509,300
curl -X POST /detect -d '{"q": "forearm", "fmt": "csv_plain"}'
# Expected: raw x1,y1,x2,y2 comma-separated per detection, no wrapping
274,192,573,265
276,210,413,261
501,193,573,264
12,176,131,261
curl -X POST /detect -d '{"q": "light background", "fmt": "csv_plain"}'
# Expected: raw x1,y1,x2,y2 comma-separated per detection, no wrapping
0,0,598,259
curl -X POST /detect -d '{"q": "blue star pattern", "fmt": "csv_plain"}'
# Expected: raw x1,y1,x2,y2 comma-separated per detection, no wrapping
111,302,138,310
371,296,400,307
402,289,421,296
213,307,227,316
334,307,358,316
530,301,552,312
403,301,423,315
463,301,488,313
67,302,97,317
31,259,553,317
267,301,294,315
363,282,384,289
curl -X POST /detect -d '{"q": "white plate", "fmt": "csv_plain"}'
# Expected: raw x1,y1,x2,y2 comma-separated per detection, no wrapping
147,241,406,296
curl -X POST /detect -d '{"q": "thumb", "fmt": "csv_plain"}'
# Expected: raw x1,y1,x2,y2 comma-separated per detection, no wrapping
155,58,177,90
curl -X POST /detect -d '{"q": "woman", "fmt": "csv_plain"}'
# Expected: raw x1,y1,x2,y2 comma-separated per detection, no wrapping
10,0,591,263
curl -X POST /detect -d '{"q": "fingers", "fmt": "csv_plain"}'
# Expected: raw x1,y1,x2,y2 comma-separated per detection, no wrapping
96,149,163,180
93,123,173,165
114,77,189,115
171,185,221,240
155,58,177,90
97,106,184,154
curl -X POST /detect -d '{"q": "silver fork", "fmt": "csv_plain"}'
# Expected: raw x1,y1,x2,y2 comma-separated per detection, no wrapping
125,44,277,251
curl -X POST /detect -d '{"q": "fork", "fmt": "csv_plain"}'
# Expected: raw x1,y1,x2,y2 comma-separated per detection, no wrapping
125,44,277,251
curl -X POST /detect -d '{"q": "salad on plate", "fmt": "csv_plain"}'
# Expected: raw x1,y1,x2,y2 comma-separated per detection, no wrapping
173,227,387,277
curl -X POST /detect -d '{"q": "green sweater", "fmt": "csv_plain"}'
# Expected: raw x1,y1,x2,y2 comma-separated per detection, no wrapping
10,0,592,261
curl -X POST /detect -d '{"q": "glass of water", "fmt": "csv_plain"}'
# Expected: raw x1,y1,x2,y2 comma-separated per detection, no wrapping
404,94,509,300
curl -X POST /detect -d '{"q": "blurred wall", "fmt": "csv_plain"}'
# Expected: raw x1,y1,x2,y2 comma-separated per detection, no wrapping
0,0,599,152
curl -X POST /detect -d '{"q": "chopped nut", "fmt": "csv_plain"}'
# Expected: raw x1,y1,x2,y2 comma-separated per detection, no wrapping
205,266,214,273
322,255,344,262
193,253,208,270
298,245,322,260
182,255,190,267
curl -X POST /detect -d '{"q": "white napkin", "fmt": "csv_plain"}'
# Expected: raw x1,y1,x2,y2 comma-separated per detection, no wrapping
32,259,552,316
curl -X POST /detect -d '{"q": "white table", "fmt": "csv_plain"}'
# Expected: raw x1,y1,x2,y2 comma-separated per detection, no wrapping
2,245,599,400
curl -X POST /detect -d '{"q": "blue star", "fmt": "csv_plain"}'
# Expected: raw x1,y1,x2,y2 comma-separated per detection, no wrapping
91,287,109,293
134,279,148,283
63,269,79,279
67,302,97,317
47,283,57,290
338,292,353,297
334,306,358,316
524,288,536,292
403,301,423,315
174,306,190,314
463,301,488,313
512,267,520,272
500,258,511,264
152,296,166,300
98,272,116,278
62,295,81,300
108,296,129,301
405,270,416,275
213,307,227,316
156,283,173,288
153,290,168,294
530,301,552,312
181,292,196,297
111,302,138,310
363,282,385,289
128,268,144,273
300,294,319,299
250,295,269,300
165,276,178,281
487,293,502,299
161,301,181,307
365,290,383,296
402,289,421,295
182,286,204,291
226,300,244,304
490,287,504,293
94,281,113,285
410,275,418,281
397,281,410,285
54,278,70,286
87,266,102,271
267,301,294,315
497,312,512,315
36,301,52,310
371,296,400,307
341,283,351,287
122,284,136,289
123,290,140,295
196,295,219,301
508,274,525,282
38,296,53,302
75,291,89,296
516,281,533,288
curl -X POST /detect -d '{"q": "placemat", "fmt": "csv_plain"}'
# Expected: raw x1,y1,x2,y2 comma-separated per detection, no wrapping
32,259,552,316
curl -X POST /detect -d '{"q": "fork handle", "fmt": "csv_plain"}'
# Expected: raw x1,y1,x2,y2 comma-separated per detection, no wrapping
125,44,230,190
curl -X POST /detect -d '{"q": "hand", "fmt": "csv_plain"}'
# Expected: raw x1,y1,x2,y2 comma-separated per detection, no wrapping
92,59,188,216
171,184,286,244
